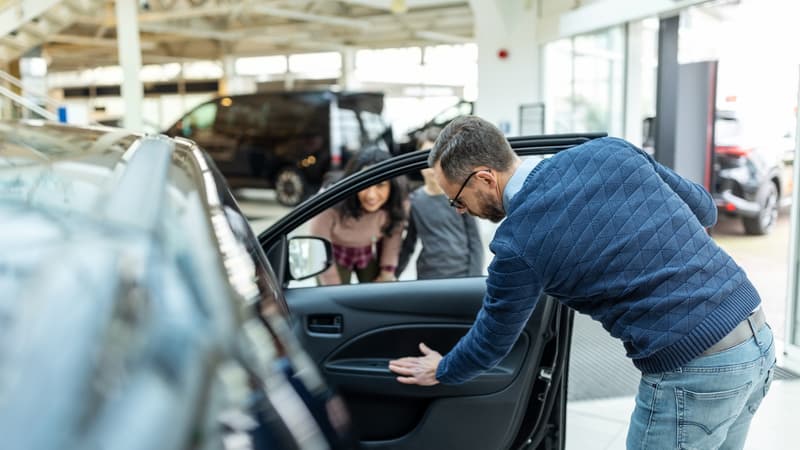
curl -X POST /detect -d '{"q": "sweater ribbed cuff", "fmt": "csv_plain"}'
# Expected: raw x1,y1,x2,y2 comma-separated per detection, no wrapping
435,354,452,383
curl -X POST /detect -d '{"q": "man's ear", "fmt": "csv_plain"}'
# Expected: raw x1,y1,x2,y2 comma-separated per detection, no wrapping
474,169,495,187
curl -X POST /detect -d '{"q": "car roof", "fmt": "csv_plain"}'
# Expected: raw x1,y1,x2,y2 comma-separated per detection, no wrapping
0,121,257,448
0,120,250,319
217,90,385,100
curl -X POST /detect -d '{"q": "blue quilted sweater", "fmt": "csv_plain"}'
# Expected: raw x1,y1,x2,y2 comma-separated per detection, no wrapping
436,137,761,383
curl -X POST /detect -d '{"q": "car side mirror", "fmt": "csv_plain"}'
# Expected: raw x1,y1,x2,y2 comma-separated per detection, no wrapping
288,236,332,280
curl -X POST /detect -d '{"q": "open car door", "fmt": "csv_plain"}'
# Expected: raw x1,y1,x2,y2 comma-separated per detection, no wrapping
259,134,605,450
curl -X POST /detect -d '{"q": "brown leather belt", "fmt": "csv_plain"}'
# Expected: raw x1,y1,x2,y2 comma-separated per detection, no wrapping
702,307,767,356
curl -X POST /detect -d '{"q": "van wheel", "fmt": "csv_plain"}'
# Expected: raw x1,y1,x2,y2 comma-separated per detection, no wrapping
743,182,779,235
274,167,308,207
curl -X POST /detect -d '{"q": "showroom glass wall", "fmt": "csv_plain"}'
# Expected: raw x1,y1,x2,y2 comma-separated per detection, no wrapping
677,0,800,361
542,26,626,138
788,76,800,367
46,44,477,138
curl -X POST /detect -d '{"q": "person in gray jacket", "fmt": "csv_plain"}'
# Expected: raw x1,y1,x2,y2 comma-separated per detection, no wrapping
397,127,484,279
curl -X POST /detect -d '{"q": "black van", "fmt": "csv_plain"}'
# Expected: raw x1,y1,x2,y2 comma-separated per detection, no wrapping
164,90,393,206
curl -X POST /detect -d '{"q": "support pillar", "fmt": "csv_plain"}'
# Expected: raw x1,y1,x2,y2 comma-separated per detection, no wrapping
220,54,255,95
340,48,358,91
784,69,800,370
624,22,644,146
115,0,144,131
654,15,679,168
220,55,235,96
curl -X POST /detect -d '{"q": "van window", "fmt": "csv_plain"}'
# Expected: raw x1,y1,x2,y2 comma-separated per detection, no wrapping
360,111,388,143
338,109,363,153
218,97,264,136
265,93,329,138
183,102,217,135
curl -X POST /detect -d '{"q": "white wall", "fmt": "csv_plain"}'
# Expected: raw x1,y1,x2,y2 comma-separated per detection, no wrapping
468,0,539,136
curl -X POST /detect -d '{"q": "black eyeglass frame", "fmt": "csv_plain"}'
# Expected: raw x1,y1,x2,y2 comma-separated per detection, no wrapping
448,169,490,209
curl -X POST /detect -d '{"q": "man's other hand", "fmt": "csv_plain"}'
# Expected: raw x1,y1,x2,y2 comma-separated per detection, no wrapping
388,342,442,386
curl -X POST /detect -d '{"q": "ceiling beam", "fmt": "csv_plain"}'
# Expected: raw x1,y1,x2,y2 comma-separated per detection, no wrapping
138,23,235,41
0,36,32,51
248,5,372,30
18,23,49,41
337,0,395,12
72,4,233,25
72,2,372,30
138,5,234,23
48,33,158,50
414,30,472,44
40,0,474,70
139,22,317,46
0,0,61,38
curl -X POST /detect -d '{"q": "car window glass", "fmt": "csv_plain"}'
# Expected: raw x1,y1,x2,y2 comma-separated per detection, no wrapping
201,155,293,317
183,102,217,136
337,109,363,153
715,116,742,146
284,173,501,289
217,97,262,136
359,110,388,142
224,204,291,317
266,93,328,137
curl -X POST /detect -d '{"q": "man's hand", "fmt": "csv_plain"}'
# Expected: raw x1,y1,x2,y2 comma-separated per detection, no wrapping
388,342,442,386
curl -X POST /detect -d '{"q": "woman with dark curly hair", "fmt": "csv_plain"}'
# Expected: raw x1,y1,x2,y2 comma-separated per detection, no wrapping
311,145,408,285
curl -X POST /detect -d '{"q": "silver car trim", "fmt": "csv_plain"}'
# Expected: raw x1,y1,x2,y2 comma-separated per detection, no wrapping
101,135,175,230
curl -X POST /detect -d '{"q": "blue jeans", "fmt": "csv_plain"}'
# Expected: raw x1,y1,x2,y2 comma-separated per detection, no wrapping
626,323,776,450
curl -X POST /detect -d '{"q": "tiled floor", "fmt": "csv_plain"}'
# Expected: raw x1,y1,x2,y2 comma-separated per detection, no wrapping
566,378,800,450
566,343,800,450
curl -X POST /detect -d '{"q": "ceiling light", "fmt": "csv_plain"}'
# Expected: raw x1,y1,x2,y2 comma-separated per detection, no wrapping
390,0,407,14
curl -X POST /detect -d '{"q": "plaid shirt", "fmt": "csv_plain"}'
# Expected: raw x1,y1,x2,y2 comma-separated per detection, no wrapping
332,243,375,269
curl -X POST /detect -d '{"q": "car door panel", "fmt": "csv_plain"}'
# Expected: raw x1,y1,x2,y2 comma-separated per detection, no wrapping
323,327,529,397
261,134,603,449
285,278,561,449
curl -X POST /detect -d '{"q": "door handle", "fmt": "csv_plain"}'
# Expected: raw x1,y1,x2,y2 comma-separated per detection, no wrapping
307,314,343,334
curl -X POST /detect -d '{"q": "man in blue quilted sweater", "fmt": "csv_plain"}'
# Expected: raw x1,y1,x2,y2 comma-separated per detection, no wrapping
389,116,776,449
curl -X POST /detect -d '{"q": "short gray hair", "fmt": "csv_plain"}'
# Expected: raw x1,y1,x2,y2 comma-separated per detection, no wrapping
427,115,515,182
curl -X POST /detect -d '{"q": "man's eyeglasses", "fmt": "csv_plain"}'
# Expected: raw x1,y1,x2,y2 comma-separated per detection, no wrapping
449,169,489,209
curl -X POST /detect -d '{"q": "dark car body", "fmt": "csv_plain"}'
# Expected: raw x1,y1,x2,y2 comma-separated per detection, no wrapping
164,90,393,206
0,121,353,450
712,110,792,235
